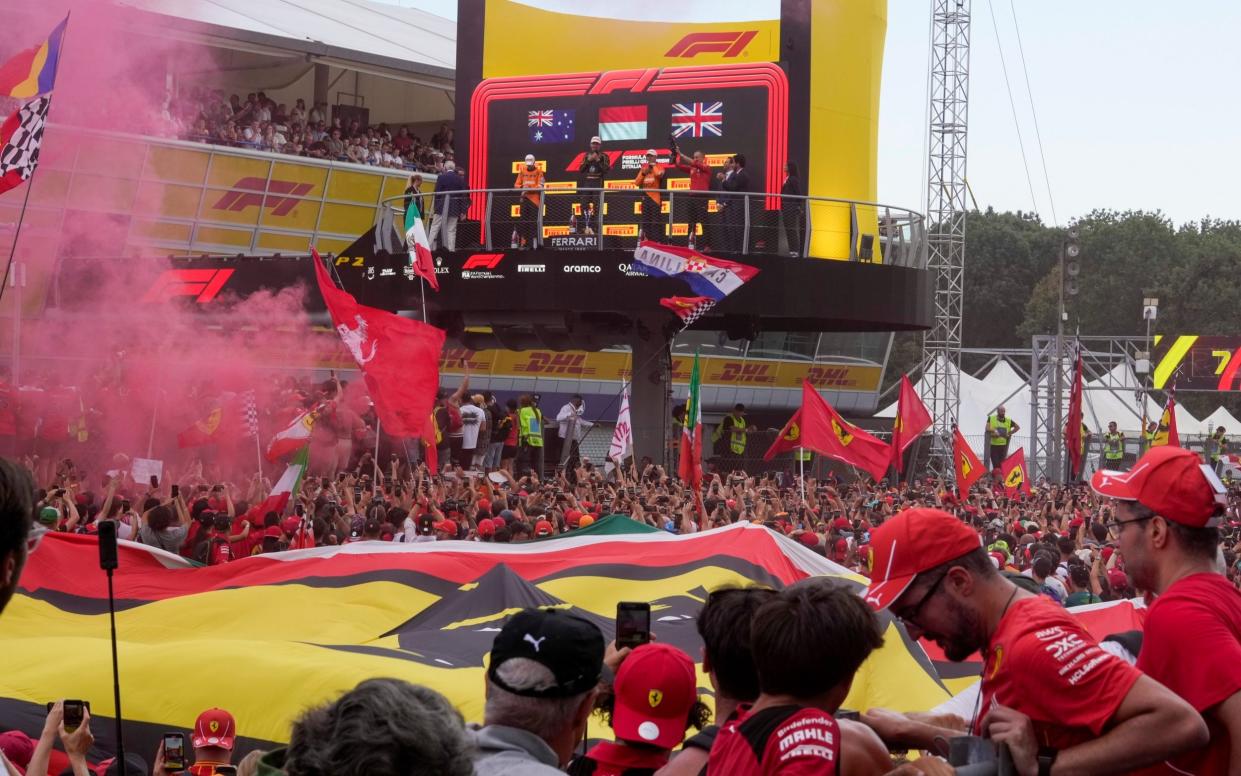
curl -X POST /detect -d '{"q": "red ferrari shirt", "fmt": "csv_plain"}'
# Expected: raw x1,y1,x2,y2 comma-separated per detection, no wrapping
566,740,668,775
1135,573,1241,776
676,159,712,191
708,705,840,775
975,595,1140,749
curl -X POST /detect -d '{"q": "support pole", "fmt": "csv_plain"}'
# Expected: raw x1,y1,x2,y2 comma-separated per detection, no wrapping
629,314,672,467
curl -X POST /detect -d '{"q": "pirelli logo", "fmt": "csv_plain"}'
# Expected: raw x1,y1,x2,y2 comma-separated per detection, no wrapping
141,269,235,303
665,31,757,58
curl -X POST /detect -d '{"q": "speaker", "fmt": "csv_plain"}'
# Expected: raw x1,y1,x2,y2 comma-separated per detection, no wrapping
859,234,875,261
98,520,118,571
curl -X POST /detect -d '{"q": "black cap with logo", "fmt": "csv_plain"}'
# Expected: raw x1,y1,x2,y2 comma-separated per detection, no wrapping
487,608,604,698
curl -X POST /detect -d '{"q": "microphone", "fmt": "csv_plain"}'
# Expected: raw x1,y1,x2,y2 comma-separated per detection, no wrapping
98,519,118,570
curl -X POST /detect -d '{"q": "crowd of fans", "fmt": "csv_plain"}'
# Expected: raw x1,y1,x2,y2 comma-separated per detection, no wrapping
1,372,1240,774
153,86,455,174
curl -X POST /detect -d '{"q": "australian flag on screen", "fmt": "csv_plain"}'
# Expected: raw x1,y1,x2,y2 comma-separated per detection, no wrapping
528,109,575,143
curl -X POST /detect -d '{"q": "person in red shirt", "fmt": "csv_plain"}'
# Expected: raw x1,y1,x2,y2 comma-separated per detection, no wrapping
568,643,708,775
1092,446,1241,776
859,508,1208,776
673,148,713,250
707,578,893,775
187,707,236,775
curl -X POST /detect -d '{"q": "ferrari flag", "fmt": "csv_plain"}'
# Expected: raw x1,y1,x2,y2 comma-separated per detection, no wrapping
953,427,984,494
1152,386,1180,448
1000,448,1031,498
890,375,931,474
1065,348,1085,478
766,381,889,480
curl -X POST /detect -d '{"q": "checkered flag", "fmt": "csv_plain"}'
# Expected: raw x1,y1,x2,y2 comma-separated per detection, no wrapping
660,295,716,328
242,390,259,438
0,95,50,196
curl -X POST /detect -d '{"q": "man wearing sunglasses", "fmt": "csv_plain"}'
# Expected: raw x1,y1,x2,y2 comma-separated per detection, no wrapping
859,507,1207,776
1092,446,1241,776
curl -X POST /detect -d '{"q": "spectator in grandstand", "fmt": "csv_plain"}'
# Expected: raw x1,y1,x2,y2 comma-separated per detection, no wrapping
429,160,467,251
707,578,892,775
325,128,346,159
860,507,1209,776
1092,445,1241,775
781,160,804,257
658,585,775,776
470,608,605,775
568,643,708,775
254,678,473,776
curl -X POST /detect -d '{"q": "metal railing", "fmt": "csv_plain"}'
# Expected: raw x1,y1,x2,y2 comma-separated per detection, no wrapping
384,187,926,267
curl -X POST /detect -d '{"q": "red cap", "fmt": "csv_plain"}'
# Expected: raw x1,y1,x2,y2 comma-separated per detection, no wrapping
477,518,495,536
535,519,554,537
478,498,491,512
434,518,458,536
280,516,301,535
492,514,506,527
192,708,236,750
863,508,982,611
612,644,697,749
1107,568,1129,590
263,525,282,539
798,531,820,547
1101,546,1115,562
0,730,34,768
1092,446,1225,527
565,509,582,527
832,517,850,531
833,538,849,560
725,499,736,509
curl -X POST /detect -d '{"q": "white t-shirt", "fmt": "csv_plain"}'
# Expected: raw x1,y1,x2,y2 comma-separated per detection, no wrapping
460,404,487,449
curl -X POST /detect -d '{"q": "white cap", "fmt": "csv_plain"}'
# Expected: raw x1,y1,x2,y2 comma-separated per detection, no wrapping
590,135,601,144
525,154,536,162
646,149,657,156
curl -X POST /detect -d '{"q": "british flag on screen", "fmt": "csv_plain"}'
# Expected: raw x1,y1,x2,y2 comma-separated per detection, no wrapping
528,110,554,127
671,101,723,139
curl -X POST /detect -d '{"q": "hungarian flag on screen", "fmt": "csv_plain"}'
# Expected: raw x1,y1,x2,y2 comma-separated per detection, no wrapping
891,375,931,474
953,427,984,495
1000,448,1031,498
598,105,647,141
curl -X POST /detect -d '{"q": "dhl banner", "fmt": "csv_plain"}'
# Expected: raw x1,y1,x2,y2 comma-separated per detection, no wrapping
0,524,948,759
439,348,882,392
1151,334,1241,391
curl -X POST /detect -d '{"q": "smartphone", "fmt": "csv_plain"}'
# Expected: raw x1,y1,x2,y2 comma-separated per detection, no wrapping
150,475,160,488
163,732,186,770
62,700,88,733
171,484,180,498
615,602,651,649
321,477,330,489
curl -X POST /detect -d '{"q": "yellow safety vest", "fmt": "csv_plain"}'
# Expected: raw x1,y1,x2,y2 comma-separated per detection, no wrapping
714,415,747,454
988,415,1013,445
1211,434,1227,462
1104,432,1124,460
518,407,544,448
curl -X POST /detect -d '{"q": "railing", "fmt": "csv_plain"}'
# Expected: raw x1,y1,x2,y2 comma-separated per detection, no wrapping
383,187,926,267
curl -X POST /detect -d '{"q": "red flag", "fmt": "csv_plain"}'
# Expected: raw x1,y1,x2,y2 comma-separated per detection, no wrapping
1152,383,1179,448
313,249,445,438
1064,348,1085,478
953,427,984,495
767,381,889,480
763,408,803,461
999,448,1031,498
422,411,439,473
659,296,715,326
891,375,931,474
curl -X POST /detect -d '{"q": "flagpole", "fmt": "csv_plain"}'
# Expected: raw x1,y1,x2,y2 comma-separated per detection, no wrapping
146,372,163,459
0,12,70,307
798,450,806,504
254,419,264,479
373,417,381,496
420,277,427,322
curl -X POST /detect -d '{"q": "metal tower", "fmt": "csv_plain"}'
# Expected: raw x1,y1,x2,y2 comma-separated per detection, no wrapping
922,0,972,476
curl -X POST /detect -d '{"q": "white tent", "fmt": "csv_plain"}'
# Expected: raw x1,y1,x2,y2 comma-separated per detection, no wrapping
1202,406,1241,435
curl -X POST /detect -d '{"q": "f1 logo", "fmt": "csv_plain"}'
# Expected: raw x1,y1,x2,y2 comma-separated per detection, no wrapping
462,253,505,270
665,31,757,58
141,269,235,303
212,177,313,216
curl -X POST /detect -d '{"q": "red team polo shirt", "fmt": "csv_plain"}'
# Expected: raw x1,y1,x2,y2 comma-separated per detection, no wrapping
1135,573,1241,775
708,705,841,775
975,596,1140,748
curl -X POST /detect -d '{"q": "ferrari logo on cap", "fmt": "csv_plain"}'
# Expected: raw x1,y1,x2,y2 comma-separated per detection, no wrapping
209,720,219,733
831,418,853,447
649,690,663,708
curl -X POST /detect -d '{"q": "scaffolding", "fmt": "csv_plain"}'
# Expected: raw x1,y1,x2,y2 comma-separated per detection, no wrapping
922,0,972,476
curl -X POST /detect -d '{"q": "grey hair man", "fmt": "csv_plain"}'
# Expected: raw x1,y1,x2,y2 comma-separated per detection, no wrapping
257,678,474,776
471,608,605,775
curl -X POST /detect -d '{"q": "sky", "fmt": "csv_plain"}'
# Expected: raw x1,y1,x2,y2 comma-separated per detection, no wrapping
384,0,1240,226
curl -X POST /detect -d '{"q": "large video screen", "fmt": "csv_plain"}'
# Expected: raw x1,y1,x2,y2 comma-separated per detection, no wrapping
467,64,788,230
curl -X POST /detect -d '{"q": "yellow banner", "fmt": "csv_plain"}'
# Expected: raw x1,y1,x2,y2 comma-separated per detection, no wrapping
440,349,881,392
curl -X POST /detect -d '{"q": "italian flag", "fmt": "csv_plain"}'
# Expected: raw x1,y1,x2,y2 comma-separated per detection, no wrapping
253,447,308,518
405,199,438,291
265,404,319,462
678,353,703,491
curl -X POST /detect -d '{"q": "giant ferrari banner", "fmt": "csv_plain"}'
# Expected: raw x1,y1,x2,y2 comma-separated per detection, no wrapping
1,523,949,759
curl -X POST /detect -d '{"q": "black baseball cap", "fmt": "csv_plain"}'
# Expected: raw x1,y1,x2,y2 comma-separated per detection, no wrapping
487,608,604,698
